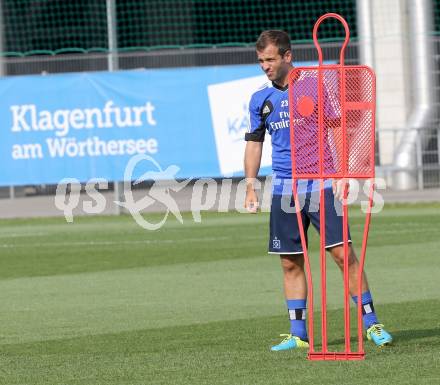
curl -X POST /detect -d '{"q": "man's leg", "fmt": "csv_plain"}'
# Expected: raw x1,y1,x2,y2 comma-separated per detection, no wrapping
328,244,368,296
269,193,310,351
309,188,376,325
329,244,392,345
281,254,308,341
271,254,309,351
309,188,392,346
280,254,307,299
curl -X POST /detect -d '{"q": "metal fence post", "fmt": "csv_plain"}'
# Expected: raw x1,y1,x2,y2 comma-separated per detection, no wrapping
416,129,423,190
438,128,440,184
0,0,4,76
106,0,123,214
107,0,118,72
0,0,14,199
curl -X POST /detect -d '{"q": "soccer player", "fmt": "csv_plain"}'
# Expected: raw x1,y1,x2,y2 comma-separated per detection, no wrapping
244,30,392,351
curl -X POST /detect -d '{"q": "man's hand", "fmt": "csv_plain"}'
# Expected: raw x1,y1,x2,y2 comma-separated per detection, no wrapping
332,178,350,201
244,186,259,213
244,141,263,213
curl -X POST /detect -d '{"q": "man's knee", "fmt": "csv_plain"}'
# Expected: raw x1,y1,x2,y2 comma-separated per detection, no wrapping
280,254,305,275
329,245,357,267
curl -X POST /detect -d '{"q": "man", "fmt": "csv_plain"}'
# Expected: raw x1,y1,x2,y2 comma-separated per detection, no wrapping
244,30,392,351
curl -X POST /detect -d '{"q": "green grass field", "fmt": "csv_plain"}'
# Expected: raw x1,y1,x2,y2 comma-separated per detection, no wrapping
0,203,439,385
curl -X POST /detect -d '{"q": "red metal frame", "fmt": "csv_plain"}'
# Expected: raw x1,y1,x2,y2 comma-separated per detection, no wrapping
288,13,376,361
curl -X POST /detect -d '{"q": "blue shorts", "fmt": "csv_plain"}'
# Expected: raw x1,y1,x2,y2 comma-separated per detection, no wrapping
268,188,351,254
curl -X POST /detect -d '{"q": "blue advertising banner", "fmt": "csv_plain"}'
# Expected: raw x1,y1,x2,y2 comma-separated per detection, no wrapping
0,63,316,186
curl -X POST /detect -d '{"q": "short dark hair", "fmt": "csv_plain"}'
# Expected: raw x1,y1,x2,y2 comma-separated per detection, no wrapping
256,30,291,56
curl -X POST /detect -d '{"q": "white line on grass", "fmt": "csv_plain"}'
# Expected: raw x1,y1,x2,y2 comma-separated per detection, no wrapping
0,236,230,248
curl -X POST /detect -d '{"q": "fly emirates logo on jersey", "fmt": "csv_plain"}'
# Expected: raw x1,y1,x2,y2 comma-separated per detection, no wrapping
207,75,272,176
268,99,305,132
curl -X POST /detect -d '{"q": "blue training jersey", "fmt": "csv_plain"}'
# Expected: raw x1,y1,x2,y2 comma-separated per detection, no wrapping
245,74,338,195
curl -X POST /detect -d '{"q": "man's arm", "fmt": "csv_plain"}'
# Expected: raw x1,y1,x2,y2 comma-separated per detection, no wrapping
245,91,266,212
244,141,263,213
323,81,348,201
327,118,349,201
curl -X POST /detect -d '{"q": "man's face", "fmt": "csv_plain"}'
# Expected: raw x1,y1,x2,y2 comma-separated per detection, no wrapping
257,44,292,85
